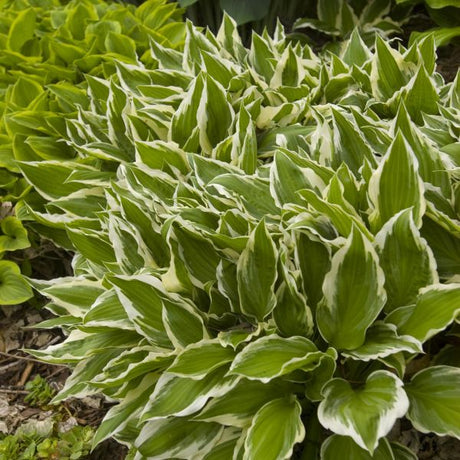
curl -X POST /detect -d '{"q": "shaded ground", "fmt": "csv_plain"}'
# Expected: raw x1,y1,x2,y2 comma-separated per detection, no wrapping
0,304,128,459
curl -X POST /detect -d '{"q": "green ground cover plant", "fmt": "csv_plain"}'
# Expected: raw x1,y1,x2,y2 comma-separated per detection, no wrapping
13,13,460,459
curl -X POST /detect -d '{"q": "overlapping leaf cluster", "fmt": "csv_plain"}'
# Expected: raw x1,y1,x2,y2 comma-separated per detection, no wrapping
0,0,185,202
18,15,460,460
0,0,184,303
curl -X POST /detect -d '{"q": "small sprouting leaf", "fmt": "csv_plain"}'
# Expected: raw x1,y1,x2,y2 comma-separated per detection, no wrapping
244,397,305,460
0,216,30,251
405,366,460,438
0,260,33,305
318,371,409,453
317,227,386,350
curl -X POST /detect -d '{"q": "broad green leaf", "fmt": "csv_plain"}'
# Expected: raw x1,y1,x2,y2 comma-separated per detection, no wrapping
28,329,139,364
141,367,238,421
321,435,395,460
167,340,235,378
135,418,223,459
405,366,460,438
237,220,278,321
229,334,325,383
421,215,460,279
318,371,408,453
105,32,138,61
304,349,338,402
233,106,257,174
0,216,29,251
209,174,279,218
52,350,121,403
202,428,241,460
317,227,386,350
410,27,460,47
388,284,460,342
219,0,269,25
92,348,172,389
375,209,438,312
368,132,425,231
0,260,32,305
7,8,36,52
244,397,305,460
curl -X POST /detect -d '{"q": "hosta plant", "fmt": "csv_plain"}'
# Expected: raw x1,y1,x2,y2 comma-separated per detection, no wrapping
0,0,185,304
22,17,460,460
0,0,185,203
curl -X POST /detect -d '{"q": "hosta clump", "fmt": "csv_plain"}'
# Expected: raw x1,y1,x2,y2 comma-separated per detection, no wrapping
24,18,460,459
0,0,185,203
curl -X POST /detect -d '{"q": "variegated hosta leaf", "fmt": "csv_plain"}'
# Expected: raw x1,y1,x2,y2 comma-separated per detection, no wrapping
318,371,409,453
371,36,407,101
405,366,460,439
93,373,157,447
368,132,425,232
167,340,236,378
140,367,238,421
387,283,460,342
320,435,396,460
228,334,327,383
135,418,224,460
375,209,438,312
244,397,305,460
237,220,278,321
317,226,387,350
195,379,294,428
342,322,422,362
